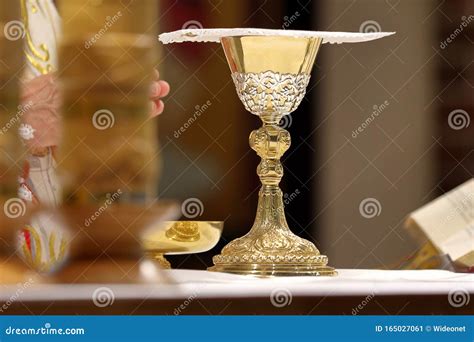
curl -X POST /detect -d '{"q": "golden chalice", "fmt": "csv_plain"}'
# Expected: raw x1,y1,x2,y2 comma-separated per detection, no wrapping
159,28,394,276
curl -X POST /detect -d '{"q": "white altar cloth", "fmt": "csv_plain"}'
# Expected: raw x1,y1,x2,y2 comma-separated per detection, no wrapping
1,269,473,302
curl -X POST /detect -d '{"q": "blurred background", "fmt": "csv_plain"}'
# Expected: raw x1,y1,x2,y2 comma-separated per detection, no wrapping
156,0,473,270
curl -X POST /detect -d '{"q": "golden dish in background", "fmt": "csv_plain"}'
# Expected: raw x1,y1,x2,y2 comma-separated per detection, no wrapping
143,221,224,269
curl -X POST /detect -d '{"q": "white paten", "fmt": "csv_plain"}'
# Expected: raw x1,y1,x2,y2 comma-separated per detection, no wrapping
159,28,395,45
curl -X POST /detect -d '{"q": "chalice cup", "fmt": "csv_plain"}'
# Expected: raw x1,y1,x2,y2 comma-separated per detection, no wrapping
209,36,335,276
159,28,394,276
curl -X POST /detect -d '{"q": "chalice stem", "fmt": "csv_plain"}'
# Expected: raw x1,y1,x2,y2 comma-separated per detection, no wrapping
250,117,291,235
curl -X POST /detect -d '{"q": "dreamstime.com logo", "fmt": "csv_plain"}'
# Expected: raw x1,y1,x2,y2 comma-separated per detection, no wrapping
448,109,470,130
440,15,474,49
3,20,26,41
92,287,115,308
0,101,33,136
181,198,204,219
270,288,293,308
359,20,381,33
173,292,198,315
0,278,34,313
352,292,375,315
3,198,26,219
282,11,300,29
182,20,203,30
283,188,300,206
84,10,123,49
359,197,382,219
4,323,85,336
352,100,390,139
448,288,470,308
279,114,293,129
444,192,473,223
84,189,122,227
92,109,115,130
173,100,212,139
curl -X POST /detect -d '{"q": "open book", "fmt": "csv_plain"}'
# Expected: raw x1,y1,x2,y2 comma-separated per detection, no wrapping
405,179,474,270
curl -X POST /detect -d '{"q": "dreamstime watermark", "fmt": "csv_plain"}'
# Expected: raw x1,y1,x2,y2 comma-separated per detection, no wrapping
119,0,135,6
92,109,115,130
0,278,34,313
181,198,204,219
173,100,212,139
270,288,293,308
182,20,203,30
440,15,474,49
359,197,382,219
84,11,123,49
448,109,470,130
448,288,470,308
352,292,375,315
359,20,381,33
3,20,25,41
84,189,122,227
444,192,473,223
5,323,85,336
278,114,293,129
283,188,300,206
92,287,115,308
0,237,9,248
173,292,198,315
352,100,390,139
0,102,33,136
3,197,26,219
282,11,300,29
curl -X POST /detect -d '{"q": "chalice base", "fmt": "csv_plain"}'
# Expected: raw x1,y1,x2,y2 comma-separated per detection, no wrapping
208,202,337,277
208,263,336,277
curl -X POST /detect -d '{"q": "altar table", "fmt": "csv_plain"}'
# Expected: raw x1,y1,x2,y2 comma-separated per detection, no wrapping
1,269,473,315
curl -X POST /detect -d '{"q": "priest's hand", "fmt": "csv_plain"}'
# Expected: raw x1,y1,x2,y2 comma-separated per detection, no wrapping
149,69,170,117
20,70,170,152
